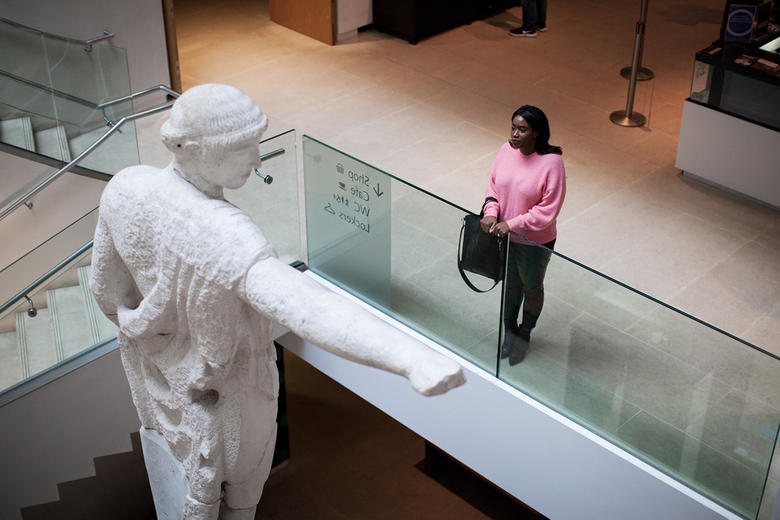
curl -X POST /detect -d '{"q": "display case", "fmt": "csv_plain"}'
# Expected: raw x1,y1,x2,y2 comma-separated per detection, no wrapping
689,38,780,130
676,32,780,209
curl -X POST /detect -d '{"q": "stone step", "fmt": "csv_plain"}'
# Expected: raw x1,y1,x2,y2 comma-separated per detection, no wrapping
34,125,72,162
78,266,117,343
0,330,22,391
16,307,55,379
68,123,139,175
0,116,35,152
47,285,93,361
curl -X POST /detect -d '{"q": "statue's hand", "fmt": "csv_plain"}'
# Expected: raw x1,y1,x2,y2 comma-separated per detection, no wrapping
408,356,466,396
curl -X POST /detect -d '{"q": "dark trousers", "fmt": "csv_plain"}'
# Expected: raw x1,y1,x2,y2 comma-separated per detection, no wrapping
504,238,555,333
522,0,547,30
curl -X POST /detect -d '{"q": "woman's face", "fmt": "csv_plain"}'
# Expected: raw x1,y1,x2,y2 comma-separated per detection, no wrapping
509,115,538,155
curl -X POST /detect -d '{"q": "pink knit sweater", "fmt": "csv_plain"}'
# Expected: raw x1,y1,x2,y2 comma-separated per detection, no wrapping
483,142,566,244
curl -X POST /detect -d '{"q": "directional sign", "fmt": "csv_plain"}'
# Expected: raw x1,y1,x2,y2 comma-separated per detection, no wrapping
303,137,392,306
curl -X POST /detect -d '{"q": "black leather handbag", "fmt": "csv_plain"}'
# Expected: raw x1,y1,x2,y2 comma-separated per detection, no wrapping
457,198,507,293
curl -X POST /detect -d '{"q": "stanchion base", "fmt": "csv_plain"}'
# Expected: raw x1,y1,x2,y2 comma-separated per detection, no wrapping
610,110,646,127
620,66,654,81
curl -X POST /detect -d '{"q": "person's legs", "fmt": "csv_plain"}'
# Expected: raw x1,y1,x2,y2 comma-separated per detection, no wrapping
516,240,555,335
501,243,524,358
536,0,548,30
521,0,538,30
509,0,538,37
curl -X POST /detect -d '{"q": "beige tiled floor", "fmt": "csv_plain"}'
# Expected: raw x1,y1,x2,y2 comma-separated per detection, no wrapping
174,0,779,356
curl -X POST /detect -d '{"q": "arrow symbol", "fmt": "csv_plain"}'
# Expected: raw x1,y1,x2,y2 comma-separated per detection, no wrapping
373,183,384,197
324,203,335,215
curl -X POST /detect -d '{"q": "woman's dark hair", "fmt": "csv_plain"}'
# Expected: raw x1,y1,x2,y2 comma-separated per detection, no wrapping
512,105,562,155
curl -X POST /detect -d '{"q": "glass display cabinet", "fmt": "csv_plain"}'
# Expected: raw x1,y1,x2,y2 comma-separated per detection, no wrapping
676,33,780,209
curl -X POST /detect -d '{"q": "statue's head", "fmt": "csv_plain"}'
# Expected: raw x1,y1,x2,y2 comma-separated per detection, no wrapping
161,84,268,191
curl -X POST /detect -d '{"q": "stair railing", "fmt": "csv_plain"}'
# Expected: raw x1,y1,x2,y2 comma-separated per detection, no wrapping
0,242,93,318
0,17,113,52
0,70,179,129
0,85,180,222
0,145,290,317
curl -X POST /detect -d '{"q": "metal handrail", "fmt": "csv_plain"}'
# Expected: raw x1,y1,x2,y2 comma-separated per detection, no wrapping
97,85,180,109
0,90,179,222
0,17,113,51
0,241,93,317
0,144,288,315
0,70,97,110
0,70,178,113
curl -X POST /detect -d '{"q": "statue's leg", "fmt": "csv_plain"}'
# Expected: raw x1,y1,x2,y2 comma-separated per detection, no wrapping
220,422,277,519
183,493,221,520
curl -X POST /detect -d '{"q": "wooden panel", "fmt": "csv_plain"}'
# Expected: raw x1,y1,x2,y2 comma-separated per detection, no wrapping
162,0,181,93
270,0,335,46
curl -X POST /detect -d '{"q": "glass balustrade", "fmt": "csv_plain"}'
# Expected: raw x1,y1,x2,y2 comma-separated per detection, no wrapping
302,135,501,372
225,129,301,264
0,208,98,306
0,18,138,173
300,134,780,520
0,234,115,394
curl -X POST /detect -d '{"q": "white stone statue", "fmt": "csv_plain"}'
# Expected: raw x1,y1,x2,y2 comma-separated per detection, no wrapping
89,84,465,520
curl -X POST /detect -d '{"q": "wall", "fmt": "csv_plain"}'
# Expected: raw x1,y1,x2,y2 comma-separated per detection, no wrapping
0,344,140,520
337,0,371,42
1,0,171,108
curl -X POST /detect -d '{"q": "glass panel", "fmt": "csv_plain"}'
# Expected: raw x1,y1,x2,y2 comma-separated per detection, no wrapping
0,23,55,123
43,37,138,172
498,250,780,519
0,208,98,307
224,129,301,264
690,59,712,104
302,135,501,372
0,19,138,172
0,247,116,393
720,71,780,131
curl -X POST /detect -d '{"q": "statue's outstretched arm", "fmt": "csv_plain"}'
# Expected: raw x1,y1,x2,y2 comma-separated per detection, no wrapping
241,257,466,396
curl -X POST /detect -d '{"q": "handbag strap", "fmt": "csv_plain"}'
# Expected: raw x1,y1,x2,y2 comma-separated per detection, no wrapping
457,217,501,293
481,197,498,218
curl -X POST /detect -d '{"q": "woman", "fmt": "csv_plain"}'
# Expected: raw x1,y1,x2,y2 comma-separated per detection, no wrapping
480,105,565,365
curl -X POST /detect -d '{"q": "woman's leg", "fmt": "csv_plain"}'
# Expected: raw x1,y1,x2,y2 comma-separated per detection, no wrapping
501,243,524,358
517,240,555,334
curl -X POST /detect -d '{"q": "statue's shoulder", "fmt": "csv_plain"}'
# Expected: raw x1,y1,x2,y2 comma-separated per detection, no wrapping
103,165,166,198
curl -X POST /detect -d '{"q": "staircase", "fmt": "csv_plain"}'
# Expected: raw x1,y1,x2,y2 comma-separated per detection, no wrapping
0,265,116,391
0,112,139,173
18,431,155,520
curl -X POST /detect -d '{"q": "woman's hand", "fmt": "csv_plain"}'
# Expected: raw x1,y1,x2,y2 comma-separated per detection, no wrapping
490,221,510,237
480,215,497,233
